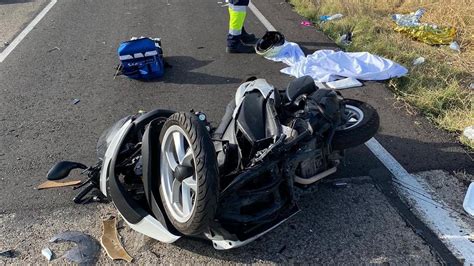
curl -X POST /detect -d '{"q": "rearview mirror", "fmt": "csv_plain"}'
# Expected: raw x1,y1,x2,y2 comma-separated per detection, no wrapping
47,161,87,180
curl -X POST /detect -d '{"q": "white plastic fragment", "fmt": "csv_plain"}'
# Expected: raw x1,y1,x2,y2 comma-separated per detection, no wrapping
41,248,53,261
464,182,474,217
463,126,474,141
412,57,425,66
469,83,474,90
327,14,343,21
326,77,363,90
392,8,425,27
449,41,461,52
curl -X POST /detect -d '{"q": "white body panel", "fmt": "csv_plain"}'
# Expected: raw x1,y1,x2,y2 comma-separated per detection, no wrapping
233,78,275,118
99,119,134,196
124,215,181,244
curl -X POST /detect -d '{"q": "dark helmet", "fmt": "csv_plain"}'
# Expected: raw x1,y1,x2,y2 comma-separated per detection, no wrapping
255,31,285,57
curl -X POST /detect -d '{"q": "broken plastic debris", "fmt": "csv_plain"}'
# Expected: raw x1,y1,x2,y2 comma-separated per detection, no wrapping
338,32,352,46
42,248,53,261
300,21,312,27
320,14,343,22
0,249,16,258
3,41,9,46
49,231,100,264
47,46,60,53
37,180,82,190
326,77,362,90
392,8,425,27
101,217,133,262
464,183,474,217
463,126,474,142
449,41,461,52
412,57,425,66
469,83,474,90
72,99,80,105
334,182,348,187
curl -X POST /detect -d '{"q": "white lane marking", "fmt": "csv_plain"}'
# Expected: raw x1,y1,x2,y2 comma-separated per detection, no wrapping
0,0,57,63
248,3,474,262
248,2,276,32
366,138,474,263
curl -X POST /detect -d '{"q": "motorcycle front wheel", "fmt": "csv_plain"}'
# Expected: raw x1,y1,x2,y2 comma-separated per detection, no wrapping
332,99,380,150
158,112,218,235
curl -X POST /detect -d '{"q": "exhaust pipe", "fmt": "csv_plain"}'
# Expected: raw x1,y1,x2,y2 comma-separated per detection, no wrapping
294,166,337,185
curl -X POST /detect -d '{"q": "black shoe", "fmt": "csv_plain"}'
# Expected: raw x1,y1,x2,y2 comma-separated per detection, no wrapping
241,28,257,44
226,42,255,53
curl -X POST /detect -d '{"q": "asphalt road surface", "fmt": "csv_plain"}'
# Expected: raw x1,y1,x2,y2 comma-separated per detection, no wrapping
1,0,473,264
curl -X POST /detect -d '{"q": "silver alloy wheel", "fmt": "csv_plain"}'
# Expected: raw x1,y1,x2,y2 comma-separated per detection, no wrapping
160,125,197,223
338,105,364,130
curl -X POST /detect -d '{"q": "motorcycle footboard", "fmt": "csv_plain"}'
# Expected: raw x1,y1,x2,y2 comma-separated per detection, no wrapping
211,204,300,250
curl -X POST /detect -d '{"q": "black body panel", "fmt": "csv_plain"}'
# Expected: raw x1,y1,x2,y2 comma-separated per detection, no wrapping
109,109,175,225
285,75,317,103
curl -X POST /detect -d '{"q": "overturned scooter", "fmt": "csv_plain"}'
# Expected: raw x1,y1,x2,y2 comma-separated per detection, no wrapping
47,76,379,249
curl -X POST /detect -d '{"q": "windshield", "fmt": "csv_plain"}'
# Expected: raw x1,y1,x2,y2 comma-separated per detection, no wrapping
96,116,131,161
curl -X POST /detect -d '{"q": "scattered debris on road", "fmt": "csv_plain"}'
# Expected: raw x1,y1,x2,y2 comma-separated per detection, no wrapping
278,245,287,254
101,216,133,262
3,41,9,47
334,182,348,188
47,46,61,53
0,249,16,258
72,98,80,105
326,77,362,90
37,180,82,190
49,231,100,264
41,248,53,261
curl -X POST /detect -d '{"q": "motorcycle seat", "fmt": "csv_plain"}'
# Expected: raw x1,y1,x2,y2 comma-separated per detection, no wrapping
285,75,317,104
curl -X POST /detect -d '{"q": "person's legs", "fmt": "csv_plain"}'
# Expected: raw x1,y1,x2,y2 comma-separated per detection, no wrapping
226,0,254,53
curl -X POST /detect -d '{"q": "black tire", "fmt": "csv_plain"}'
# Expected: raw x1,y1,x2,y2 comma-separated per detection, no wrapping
332,99,379,150
159,112,218,235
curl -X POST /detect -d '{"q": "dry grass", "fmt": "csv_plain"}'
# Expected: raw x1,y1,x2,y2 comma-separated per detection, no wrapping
290,0,474,148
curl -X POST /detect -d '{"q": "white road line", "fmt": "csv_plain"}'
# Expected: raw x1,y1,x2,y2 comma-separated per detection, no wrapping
366,138,474,263
248,2,276,32
0,0,57,63
248,2,474,263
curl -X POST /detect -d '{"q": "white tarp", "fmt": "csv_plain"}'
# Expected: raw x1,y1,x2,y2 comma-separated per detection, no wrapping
280,49,408,82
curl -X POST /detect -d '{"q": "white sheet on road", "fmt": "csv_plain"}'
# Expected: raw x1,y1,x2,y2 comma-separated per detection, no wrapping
280,49,408,82
263,41,305,67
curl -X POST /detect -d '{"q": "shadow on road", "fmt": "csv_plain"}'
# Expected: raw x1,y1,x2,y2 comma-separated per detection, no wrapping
159,56,242,85
296,41,341,55
160,181,435,264
375,134,474,175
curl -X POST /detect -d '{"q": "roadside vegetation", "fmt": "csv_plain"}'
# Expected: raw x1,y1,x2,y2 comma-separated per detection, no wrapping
289,0,473,149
